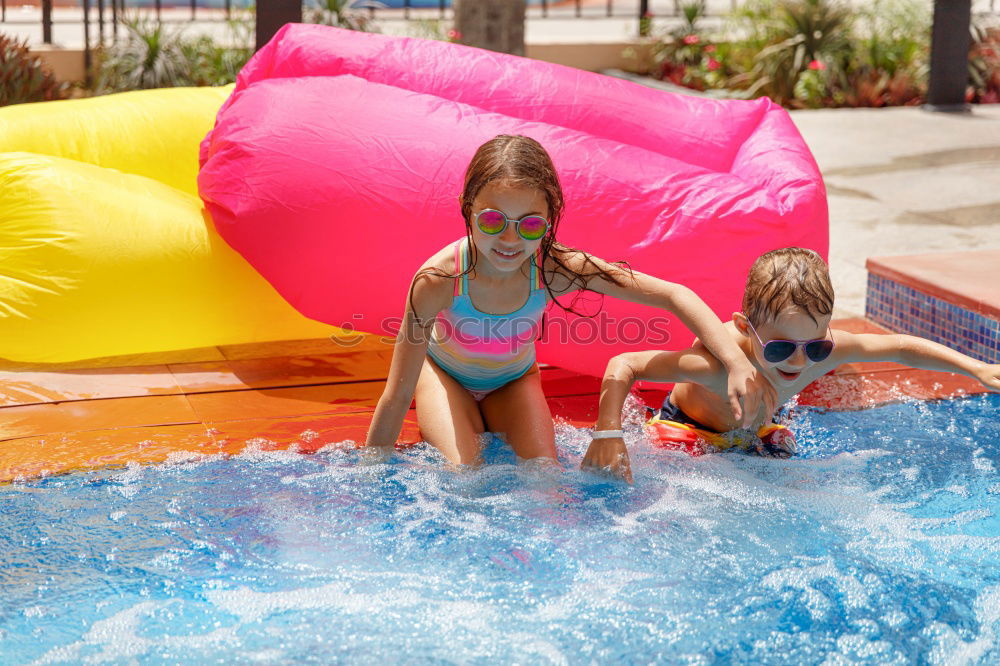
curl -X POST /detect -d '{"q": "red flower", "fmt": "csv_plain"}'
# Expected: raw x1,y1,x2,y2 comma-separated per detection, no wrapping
643,11,654,19
706,57,721,71
704,44,716,53
447,29,461,41
682,34,700,46
808,59,826,71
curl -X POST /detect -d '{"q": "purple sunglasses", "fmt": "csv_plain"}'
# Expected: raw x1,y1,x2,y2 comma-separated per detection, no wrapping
744,316,834,364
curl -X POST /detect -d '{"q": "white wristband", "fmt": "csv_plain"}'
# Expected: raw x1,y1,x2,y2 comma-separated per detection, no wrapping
591,429,624,440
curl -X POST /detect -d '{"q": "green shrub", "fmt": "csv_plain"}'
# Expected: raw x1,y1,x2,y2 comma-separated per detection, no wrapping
644,0,997,109
181,11,255,87
832,0,928,107
406,19,461,43
0,32,70,106
94,2,387,95
649,2,732,91
970,24,1000,104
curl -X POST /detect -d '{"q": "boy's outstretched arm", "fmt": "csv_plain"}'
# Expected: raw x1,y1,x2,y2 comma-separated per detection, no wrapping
581,348,727,482
839,332,1000,392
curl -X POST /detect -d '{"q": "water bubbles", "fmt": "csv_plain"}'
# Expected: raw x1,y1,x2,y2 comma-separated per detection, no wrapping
973,449,996,474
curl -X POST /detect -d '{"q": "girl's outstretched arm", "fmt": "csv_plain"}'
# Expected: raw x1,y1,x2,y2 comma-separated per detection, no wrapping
365,272,452,451
582,348,725,482
556,252,774,426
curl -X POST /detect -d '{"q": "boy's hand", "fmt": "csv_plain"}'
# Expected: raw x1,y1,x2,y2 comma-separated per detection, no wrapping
581,437,633,484
727,361,777,428
975,363,1000,392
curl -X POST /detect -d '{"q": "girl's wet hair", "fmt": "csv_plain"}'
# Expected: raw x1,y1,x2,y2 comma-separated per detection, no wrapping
458,134,565,233
742,247,834,327
411,134,632,322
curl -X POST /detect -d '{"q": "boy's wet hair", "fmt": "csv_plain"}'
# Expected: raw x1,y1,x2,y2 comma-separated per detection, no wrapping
742,247,834,326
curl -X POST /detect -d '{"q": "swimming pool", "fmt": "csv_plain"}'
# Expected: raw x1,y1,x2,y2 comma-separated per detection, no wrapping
2,393,998,663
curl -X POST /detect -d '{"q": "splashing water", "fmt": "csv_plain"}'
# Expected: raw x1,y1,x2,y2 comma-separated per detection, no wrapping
1,394,998,664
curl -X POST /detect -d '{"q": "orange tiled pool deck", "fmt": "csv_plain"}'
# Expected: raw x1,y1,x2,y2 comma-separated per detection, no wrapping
0,317,991,484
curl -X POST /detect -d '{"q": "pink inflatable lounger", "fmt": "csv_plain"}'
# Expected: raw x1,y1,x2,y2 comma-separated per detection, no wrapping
198,24,828,379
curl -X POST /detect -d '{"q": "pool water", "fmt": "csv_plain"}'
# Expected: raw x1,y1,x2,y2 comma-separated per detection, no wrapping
2,393,998,664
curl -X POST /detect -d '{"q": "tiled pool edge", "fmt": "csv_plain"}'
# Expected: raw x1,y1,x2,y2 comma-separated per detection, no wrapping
865,270,1000,365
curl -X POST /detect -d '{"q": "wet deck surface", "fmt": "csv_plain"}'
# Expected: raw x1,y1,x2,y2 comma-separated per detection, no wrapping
0,318,989,483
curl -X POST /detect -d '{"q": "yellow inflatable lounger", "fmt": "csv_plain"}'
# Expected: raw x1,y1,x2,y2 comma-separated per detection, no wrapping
0,86,232,196
0,87,337,364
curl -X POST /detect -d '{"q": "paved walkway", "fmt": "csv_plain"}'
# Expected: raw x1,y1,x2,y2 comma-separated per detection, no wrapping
790,104,1000,318
605,70,1000,318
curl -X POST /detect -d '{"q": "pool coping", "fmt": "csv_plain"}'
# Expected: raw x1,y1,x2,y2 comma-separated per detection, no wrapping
866,251,1000,321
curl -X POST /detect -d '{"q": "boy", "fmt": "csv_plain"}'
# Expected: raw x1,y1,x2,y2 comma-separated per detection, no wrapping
583,247,1000,482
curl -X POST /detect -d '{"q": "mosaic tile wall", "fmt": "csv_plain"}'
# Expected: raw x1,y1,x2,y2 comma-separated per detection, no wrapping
866,273,1000,364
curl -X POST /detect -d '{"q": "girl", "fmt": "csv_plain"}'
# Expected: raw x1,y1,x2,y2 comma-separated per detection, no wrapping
365,135,771,467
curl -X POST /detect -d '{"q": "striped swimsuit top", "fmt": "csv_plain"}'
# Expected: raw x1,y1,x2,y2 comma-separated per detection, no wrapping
426,239,548,393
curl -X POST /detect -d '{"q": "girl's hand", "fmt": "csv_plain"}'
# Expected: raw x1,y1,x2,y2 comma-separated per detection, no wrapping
727,361,776,428
359,444,395,465
975,363,1000,392
581,437,633,484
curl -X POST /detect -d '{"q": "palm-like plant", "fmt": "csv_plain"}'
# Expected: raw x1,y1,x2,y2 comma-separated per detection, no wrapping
305,0,376,32
738,0,854,104
95,13,188,93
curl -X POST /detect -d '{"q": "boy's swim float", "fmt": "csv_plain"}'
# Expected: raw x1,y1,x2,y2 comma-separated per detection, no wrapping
646,398,793,457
